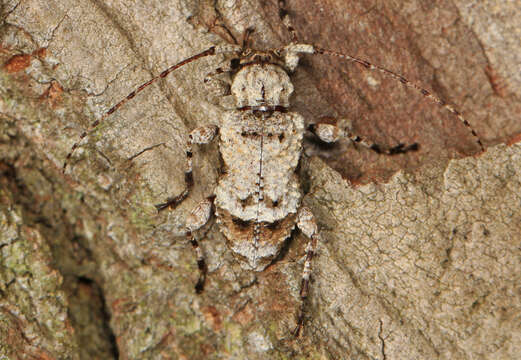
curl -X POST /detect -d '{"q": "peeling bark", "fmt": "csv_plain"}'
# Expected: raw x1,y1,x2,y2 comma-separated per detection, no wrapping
1,1,520,359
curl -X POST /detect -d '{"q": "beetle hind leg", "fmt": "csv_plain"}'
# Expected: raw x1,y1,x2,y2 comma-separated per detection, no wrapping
293,206,321,337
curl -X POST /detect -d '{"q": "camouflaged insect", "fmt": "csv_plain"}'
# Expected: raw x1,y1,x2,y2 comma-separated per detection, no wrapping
174,45,324,338
63,2,484,336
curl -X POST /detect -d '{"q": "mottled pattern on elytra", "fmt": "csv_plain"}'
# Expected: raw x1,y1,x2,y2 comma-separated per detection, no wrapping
215,110,304,221
218,209,297,271
214,109,305,270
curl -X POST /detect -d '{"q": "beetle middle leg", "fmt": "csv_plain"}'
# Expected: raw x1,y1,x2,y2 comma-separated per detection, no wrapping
309,121,419,155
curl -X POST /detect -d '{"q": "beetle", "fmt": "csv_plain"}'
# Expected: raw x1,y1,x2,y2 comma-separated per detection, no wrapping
63,3,483,336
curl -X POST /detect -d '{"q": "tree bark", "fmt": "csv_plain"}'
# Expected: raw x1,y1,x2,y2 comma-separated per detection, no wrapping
1,0,520,359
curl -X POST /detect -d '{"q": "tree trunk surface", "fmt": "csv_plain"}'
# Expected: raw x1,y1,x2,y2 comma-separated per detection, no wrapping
0,0,520,359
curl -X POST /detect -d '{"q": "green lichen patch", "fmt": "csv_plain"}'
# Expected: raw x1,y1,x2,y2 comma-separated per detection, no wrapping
0,191,79,359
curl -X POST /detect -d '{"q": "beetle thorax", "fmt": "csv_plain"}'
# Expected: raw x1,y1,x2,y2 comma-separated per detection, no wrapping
231,64,294,109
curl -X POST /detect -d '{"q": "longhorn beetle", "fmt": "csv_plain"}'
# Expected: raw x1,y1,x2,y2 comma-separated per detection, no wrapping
63,1,484,336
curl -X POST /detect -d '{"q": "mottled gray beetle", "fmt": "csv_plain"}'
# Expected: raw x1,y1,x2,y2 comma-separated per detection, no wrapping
63,2,483,335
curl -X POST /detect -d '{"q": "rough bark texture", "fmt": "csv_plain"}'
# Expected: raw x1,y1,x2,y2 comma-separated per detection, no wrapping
0,0,520,359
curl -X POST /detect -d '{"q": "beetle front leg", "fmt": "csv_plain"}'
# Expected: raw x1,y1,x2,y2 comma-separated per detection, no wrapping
155,125,218,211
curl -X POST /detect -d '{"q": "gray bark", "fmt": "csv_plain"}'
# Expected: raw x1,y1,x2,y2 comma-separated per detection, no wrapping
0,0,520,359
